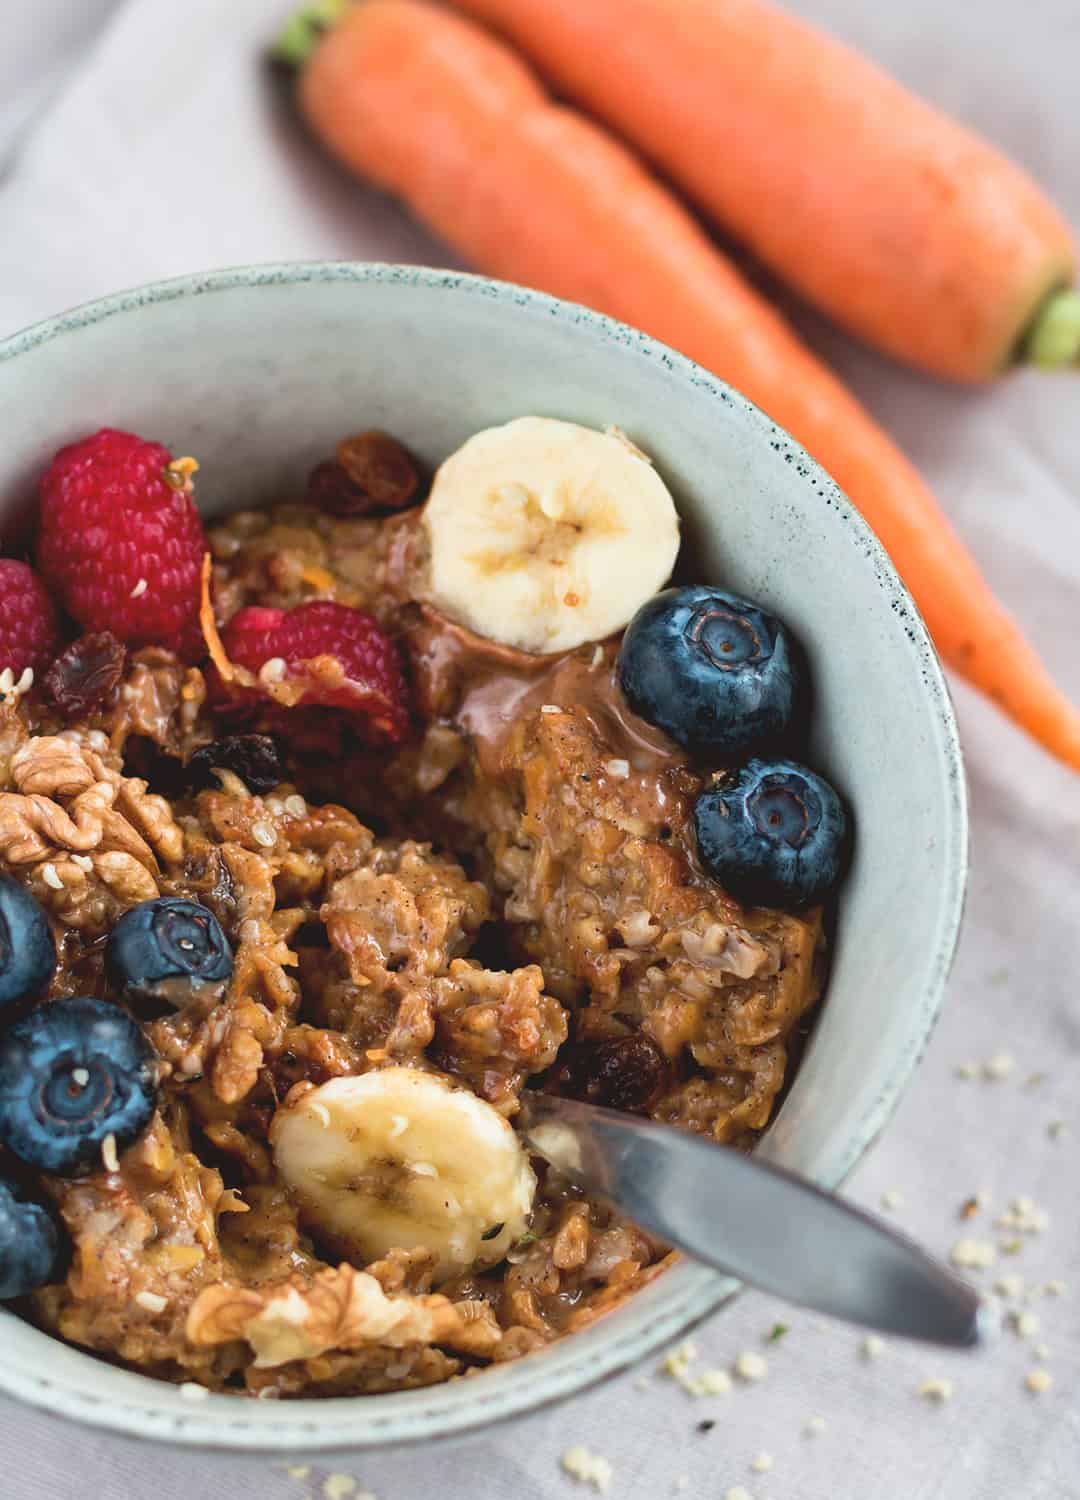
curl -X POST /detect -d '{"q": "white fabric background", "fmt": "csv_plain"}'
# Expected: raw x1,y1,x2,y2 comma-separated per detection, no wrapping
1,2,1077,1496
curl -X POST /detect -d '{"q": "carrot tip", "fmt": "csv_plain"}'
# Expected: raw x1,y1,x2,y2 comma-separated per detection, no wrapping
1023,288,1080,370
272,0,352,67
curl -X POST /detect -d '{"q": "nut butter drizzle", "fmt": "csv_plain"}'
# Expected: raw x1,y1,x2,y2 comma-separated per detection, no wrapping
405,607,701,834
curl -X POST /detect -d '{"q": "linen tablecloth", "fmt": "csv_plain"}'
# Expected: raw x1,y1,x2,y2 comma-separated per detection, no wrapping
0,3,1077,1496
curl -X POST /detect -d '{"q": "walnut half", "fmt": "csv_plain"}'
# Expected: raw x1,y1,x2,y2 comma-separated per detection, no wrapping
186,1263,501,1369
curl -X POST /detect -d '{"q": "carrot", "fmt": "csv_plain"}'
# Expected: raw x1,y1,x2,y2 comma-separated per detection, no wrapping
450,0,1080,382
281,0,1080,770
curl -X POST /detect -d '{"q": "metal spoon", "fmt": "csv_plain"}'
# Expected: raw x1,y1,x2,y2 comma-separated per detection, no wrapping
519,1091,991,1347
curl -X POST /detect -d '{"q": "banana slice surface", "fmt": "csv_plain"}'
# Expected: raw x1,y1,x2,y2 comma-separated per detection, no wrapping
270,1067,536,1282
423,417,680,653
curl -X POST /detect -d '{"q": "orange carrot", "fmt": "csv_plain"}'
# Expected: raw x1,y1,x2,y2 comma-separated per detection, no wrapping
284,0,1080,769
452,0,1080,381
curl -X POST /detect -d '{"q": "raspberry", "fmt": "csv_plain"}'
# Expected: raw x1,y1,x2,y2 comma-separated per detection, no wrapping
221,600,410,743
0,560,62,679
37,429,206,655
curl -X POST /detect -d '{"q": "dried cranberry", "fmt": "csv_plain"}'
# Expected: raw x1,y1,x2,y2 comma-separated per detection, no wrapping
43,631,125,719
185,734,287,795
334,431,419,513
552,1034,670,1114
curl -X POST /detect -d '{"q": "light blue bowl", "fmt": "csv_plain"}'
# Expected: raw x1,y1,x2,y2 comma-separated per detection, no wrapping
0,264,967,1453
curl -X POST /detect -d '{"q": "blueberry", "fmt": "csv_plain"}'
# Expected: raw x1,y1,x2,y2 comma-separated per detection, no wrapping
617,586,804,757
0,873,56,1010
0,996,157,1174
106,897,233,1006
693,758,850,910
0,1179,66,1298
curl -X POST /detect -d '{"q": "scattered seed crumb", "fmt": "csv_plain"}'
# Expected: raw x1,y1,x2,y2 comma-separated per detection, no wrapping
1033,1343,1051,1360
766,1322,789,1342
983,1052,1015,1081
287,1468,311,1481
661,1341,697,1379
633,1376,650,1391
918,1379,953,1404
1044,1280,1066,1298
135,1290,168,1314
323,1478,357,1500
988,967,1009,988
959,1190,990,1220
41,862,64,891
604,758,630,779
724,1488,753,1500
1009,1310,1040,1338
950,1237,996,1270
750,1454,774,1474
696,1368,738,1398
1047,1120,1066,1140
130,577,148,599
955,1062,978,1080
862,1335,886,1361
994,1275,1024,1300
178,1382,209,1402
1023,1072,1047,1090
688,1369,732,1397
101,1133,119,1174
880,1189,903,1211
1025,1369,1052,1394
995,1198,1049,1235
804,1415,827,1436
697,1419,716,1434
734,1351,768,1383
561,1446,613,1492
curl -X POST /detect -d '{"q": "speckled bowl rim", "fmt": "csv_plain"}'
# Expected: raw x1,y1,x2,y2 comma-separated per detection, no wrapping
0,262,968,1454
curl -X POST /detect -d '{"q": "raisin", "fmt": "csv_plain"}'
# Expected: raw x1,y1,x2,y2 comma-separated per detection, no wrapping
334,431,419,513
185,734,287,795
306,461,370,516
43,632,126,719
123,736,188,798
552,1034,670,1114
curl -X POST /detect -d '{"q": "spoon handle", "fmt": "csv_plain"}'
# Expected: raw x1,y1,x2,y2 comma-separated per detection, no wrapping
520,1092,990,1347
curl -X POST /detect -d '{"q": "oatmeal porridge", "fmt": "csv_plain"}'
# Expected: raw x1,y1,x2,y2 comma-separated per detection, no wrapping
0,417,848,1396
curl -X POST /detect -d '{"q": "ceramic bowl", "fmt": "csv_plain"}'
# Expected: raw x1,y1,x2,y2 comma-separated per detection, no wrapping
0,263,967,1453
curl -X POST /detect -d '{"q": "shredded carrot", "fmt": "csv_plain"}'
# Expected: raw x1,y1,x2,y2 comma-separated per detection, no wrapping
164,455,200,494
300,563,337,593
199,552,234,681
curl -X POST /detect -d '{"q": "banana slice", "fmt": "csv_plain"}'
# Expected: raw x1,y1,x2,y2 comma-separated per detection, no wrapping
270,1067,535,1283
423,417,680,654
